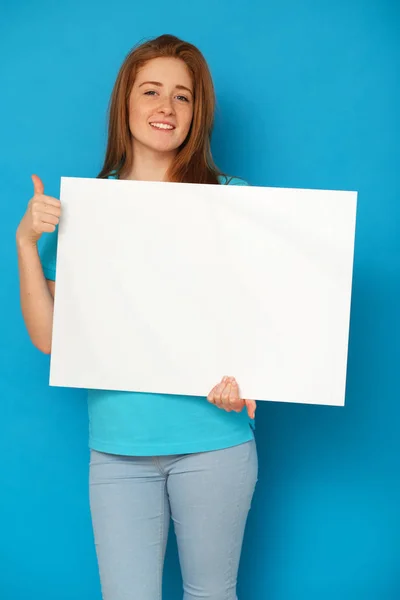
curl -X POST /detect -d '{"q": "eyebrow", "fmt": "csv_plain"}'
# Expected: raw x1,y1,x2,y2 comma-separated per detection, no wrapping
138,81,193,95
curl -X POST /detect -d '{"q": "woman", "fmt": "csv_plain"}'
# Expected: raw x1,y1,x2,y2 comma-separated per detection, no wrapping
16,34,258,600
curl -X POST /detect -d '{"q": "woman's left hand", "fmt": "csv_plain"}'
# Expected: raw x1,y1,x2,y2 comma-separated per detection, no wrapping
207,376,256,419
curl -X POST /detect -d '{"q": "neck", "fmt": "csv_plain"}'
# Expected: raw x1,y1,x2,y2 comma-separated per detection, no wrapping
121,140,176,182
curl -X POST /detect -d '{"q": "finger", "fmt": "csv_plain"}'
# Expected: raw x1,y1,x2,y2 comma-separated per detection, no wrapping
32,174,44,196
207,385,218,404
214,385,225,408
40,223,56,233
214,377,228,408
32,201,61,219
41,195,61,209
207,378,226,404
221,381,232,411
229,378,244,412
41,203,61,217
245,399,257,420
35,212,60,226
42,204,61,218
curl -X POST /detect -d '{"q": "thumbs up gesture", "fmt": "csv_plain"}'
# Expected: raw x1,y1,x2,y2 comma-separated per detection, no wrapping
17,175,61,245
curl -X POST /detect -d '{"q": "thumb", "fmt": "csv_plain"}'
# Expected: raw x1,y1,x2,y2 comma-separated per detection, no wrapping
245,399,257,419
31,174,44,196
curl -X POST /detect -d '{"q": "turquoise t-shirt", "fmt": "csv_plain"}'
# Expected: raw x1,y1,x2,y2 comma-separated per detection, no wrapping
40,174,255,456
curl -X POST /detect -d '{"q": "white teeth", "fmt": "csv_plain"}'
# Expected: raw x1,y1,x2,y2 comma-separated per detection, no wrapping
150,123,174,130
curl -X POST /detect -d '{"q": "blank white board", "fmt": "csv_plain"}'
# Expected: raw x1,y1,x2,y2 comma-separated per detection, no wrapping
49,177,357,406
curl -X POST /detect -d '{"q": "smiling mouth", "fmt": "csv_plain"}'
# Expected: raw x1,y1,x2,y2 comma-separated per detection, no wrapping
149,122,175,131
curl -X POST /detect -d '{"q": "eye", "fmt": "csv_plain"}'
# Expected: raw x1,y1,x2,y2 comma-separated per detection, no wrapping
176,95,189,102
144,90,157,96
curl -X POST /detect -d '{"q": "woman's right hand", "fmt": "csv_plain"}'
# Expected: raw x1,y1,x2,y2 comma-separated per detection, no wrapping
16,175,61,245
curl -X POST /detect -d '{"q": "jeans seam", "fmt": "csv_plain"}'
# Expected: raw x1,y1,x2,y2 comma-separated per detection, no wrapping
225,442,253,600
152,456,165,476
158,479,167,600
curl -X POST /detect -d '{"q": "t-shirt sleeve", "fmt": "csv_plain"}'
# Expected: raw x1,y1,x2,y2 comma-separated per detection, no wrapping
38,227,58,281
221,175,250,186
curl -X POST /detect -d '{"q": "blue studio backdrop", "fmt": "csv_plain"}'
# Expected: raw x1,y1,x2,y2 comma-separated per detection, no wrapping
1,1,399,599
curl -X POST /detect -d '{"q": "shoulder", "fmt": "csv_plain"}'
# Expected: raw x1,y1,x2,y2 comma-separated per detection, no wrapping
217,174,249,186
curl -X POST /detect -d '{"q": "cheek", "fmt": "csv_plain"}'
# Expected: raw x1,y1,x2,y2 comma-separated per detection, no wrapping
128,99,149,132
180,106,194,134
128,104,138,133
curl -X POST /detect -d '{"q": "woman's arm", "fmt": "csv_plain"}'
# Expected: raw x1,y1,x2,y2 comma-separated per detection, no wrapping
16,175,60,354
16,240,55,354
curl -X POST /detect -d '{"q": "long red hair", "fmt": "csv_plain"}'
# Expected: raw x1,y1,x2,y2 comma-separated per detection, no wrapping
98,34,225,184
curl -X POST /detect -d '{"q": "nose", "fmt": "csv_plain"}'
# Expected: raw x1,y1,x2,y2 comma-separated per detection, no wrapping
157,95,174,116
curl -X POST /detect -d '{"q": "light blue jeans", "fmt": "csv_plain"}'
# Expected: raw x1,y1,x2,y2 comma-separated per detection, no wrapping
89,439,258,600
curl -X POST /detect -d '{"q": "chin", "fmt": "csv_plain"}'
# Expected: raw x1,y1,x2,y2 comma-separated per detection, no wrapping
148,141,182,154
133,129,188,155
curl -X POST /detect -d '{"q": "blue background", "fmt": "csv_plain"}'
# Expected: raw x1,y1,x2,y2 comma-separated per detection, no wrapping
1,0,399,598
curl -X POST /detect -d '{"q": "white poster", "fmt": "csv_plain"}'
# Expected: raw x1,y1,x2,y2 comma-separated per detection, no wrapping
49,177,357,406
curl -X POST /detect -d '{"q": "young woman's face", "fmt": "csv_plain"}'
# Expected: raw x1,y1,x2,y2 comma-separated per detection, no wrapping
128,57,194,155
